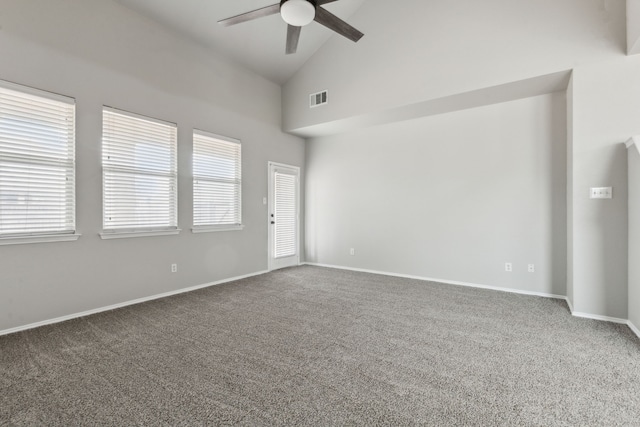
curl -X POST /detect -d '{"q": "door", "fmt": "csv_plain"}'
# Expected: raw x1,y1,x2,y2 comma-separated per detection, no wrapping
268,162,300,271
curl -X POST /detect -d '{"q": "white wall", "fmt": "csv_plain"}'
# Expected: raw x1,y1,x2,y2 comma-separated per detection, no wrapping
306,93,567,296
0,0,305,332
283,0,625,133
629,143,640,330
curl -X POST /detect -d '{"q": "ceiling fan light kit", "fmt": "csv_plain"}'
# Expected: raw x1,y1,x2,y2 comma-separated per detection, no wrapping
218,0,364,55
281,0,316,26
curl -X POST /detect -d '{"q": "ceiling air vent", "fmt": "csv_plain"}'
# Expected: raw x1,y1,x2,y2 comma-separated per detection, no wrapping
310,90,328,108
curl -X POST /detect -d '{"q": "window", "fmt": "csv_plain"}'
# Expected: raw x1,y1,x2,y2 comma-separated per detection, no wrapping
0,80,78,245
101,107,178,238
192,130,242,232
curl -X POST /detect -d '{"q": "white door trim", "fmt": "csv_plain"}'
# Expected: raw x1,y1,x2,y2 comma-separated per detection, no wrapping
268,162,301,271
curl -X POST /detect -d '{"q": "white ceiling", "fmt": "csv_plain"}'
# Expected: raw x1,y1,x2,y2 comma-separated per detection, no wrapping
113,0,366,85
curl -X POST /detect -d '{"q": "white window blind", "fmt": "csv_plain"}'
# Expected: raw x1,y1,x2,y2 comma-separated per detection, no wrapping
274,171,296,258
0,81,76,237
193,131,241,229
102,107,177,233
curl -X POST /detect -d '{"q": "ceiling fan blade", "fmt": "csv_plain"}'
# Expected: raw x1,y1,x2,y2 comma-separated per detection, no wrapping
314,7,364,43
316,0,340,4
218,4,280,27
286,25,302,54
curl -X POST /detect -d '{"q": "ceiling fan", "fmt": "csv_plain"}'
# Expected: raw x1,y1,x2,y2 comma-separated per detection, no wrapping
218,0,364,55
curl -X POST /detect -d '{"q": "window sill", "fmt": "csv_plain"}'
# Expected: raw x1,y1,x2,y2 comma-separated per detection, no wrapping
100,229,181,240
192,225,244,234
0,233,82,246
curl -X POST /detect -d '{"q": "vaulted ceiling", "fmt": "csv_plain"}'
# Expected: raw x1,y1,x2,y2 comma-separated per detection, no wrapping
113,0,366,84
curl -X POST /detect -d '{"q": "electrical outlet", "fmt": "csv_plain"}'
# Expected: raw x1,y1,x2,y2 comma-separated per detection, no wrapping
171,264,177,273
528,264,535,273
350,248,355,256
505,263,512,272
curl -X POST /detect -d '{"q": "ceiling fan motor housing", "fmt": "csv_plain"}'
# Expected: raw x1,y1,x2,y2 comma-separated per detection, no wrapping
280,0,316,27
280,0,320,5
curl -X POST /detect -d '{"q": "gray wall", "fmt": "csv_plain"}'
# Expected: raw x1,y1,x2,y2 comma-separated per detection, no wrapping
306,93,567,296
287,0,640,320
629,144,640,329
0,0,305,331
629,0,640,55
569,57,640,319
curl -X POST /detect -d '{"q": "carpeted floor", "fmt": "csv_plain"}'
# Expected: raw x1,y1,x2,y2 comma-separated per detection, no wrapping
1,265,639,426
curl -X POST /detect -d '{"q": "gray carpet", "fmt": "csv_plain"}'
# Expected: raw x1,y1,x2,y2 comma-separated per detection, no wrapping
1,265,639,426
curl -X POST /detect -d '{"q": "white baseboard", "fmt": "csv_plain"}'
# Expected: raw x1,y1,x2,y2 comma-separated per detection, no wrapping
6,263,638,340
0,269,269,337
565,296,574,313
570,311,629,324
303,263,640,331
628,320,640,339
565,298,634,328
302,262,566,300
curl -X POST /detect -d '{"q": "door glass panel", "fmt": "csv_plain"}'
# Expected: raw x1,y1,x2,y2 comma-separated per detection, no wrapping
274,171,296,258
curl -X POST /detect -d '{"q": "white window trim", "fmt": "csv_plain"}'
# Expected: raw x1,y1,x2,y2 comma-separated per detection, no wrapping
0,233,81,246
191,224,244,234
100,229,181,240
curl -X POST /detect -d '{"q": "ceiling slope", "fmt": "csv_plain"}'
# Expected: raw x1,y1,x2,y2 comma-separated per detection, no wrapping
114,0,366,84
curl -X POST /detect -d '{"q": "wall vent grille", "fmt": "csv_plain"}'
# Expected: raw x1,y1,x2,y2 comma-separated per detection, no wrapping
310,90,328,108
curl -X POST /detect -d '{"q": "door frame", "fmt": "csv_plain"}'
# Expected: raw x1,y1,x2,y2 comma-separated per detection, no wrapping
267,161,301,272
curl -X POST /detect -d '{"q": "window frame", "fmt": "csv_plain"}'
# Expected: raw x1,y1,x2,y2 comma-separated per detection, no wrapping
0,80,80,246
191,129,243,234
100,106,180,240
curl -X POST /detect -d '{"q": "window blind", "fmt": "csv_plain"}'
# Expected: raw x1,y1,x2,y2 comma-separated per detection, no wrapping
0,81,76,237
102,107,177,232
274,171,296,258
193,131,241,228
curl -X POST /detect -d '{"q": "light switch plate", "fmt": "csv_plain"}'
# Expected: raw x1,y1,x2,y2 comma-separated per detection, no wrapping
590,187,612,199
